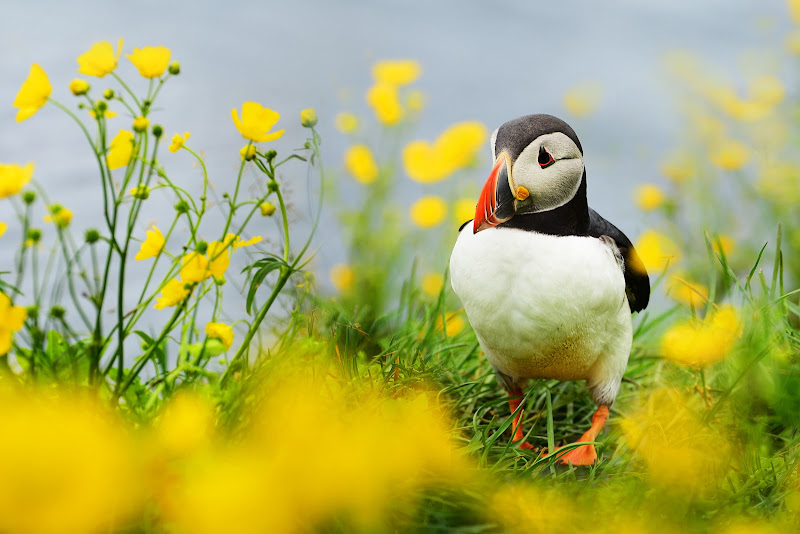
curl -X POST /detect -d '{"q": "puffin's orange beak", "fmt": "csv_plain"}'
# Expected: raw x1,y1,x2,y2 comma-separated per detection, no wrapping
474,152,515,233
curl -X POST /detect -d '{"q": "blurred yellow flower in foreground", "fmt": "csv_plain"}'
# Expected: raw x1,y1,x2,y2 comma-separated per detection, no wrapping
231,102,285,143
335,112,359,133
155,392,215,459
135,225,165,261
345,144,379,184
0,294,26,355
0,162,34,199
330,263,354,292
180,252,211,284
667,274,709,308
107,129,135,170
68,78,89,96
661,305,743,366
421,272,444,297
490,484,579,534
0,388,144,533
454,198,475,225
43,205,73,229
621,387,730,494
127,46,171,78
205,322,234,350
403,122,487,183
372,59,422,86
366,83,404,125
634,183,665,211
77,39,123,77
660,150,696,183
410,196,447,228
154,278,190,309
169,131,190,153
789,0,800,24
709,139,749,171
13,63,51,122
631,230,681,274
563,81,603,118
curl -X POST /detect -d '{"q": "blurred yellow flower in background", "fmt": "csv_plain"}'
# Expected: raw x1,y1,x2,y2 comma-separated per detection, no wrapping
107,129,135,170
68,78,89,96
0,389,144,533
709,138,749,170
757,161,800,204
180,252,211,284
154,278,190,309
330,263,354,292
406,90,425,112
403,122,487,183
667,274,709,308
345,144,379,184
786,29,800,54
0,294,26,354
231,102,285,142
205,322,234,350
43,205,73,229
13,63,51,122
421,272,444,297
169,131,190,153
372,59,422,86
789,0,800,24
135,226,165,261
563,81,604,117
366,83,404,125
0,222,6,239
127,46,171,78
660,150,696,183
634,183,666,211
661,305,743,366
410,196,447,228
0,162,34,199
335,112,359,133
454,198,476,225
77,39,123,77
621,387,730,494
435,311,465,336
631,230,681,274
713,234,736,257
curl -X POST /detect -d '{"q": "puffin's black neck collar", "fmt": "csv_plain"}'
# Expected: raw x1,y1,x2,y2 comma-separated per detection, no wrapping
498,170,589,237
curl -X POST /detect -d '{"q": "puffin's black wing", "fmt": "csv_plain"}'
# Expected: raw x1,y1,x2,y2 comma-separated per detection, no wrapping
587,208,650,313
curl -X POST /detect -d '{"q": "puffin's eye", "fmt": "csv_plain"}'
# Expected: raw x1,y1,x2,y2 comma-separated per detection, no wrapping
538,146,555,168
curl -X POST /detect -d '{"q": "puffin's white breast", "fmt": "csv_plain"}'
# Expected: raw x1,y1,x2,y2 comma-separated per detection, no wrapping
449,225,631,385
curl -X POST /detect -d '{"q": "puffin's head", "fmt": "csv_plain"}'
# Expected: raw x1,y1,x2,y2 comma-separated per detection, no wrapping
474,114,585,233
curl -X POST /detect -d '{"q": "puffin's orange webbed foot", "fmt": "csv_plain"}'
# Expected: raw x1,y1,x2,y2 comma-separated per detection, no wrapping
556,404,609,466
508,390,536,450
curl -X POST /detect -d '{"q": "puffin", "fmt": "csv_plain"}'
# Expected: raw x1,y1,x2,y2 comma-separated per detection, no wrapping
449,114,650,466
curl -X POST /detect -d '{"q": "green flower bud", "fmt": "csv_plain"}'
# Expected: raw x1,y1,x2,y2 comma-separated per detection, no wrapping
304,141,312,149
304,271,315,283
97,100,108,112
259,201,276,217
49,305,66,319
22,191,36,205
174,200,190,214
152,124,164,138
168,61,181,75
265,149,277,162
25,305,39,318
300,108,318,128
103,88,115,99
85,229,101,244
196,240,208,254
267,180,279,193
26,228,42,244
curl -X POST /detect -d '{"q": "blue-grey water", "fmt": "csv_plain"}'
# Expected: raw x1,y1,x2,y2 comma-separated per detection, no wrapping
0,0,792,345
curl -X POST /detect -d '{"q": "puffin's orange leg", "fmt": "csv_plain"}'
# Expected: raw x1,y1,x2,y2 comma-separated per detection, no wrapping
508,389,535,450
556,404,609,466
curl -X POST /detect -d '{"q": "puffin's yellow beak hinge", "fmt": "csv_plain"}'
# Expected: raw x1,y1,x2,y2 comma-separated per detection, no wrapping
515,186,530,200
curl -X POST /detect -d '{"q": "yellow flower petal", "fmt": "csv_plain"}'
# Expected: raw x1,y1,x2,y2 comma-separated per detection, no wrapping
13,63,52,122
335,112,359,133
169,132,191,153
0,162,34,199
154,278,190,309
107,130,135,170
666,274,709,308
366,83,404,125
454,198,475,225
77,39,123,77
421,273,444,297
231,102,284,143
634,184,665,211
631,230,681,274
661,305,742,366
372,59,422,86
205,322,234,350
180,253,211,284
126,46,171,78
207,241,230,278
344,145,378,184
709,139,749,171
330,264,354,292
403,122,487,183
0,222,7,239
410,196,447,228
135,226,165,261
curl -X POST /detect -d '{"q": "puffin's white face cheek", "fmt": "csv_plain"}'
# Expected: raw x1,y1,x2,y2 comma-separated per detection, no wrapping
510,132,584,213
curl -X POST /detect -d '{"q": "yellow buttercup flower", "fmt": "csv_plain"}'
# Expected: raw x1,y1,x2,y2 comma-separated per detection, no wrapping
134,226,165,261
154,278,190,309
403,122,487,183
0,293,27,355
410,196,447,228
344,145,378,184
107,129,135,170
169,132,190,153
0,222,6,239
372,59,422,86
132,116,149,133
335,112,358,133
667,274,709,308
43,205,73,229
631,230,681,274
713,234,735,257
661,305,743,367
260,202,276,217
660,150,696,183
13,63,52,122
69,78,90,96
300,108,318,128
225,233,262,250
434,312,465,336
0,162,34,199
180,252,211,284
634,184,665,211
330,264,354,292
231,102,285,143
709,139,749,171
126,46,171,78
563,81,603,118
366,83,404,125
240,144,256,161
421,273,444,297
207,241,230,278
205,322,234,350
77,39,124,77
454,198,475,225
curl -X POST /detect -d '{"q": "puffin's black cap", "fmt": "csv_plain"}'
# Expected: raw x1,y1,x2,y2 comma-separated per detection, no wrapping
495,114,583,161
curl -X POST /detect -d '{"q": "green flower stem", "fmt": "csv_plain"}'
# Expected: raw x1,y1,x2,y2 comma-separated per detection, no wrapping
111,72,142,110
219,150,249,239
13,200,31,289
291,127,324,267
55,229,93,330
